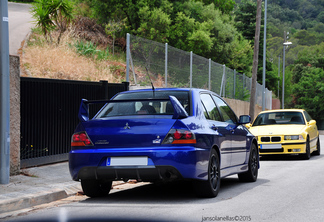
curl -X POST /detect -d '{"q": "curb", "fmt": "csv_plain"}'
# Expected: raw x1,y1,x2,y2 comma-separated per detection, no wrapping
0,189,68,214
0,181,128,218
0,183,81,215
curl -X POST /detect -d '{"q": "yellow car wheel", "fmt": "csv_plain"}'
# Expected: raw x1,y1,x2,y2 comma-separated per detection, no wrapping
302,138,311,160
313,138,321,156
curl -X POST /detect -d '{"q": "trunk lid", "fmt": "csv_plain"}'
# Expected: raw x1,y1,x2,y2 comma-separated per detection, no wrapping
83,117,177,148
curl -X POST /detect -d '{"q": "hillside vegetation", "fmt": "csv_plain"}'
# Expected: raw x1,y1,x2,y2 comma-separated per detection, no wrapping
22,17,127,82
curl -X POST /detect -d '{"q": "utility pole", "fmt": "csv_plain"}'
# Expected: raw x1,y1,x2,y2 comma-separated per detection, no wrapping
262,0,267,111
249,0,262,121
282,31,286,109
0,0,10,184
278,56,280,99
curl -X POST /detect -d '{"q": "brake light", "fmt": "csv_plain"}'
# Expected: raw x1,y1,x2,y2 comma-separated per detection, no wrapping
174,130,182,140
162,129,196,144
184,131,193,139
71,131,93,146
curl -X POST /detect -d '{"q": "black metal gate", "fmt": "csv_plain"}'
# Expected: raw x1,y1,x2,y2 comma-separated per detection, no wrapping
20,77,129,168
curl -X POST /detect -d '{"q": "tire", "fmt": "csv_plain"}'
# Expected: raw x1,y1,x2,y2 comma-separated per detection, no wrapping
238,143,258,182
81,179,112,198
194,149,220,198
313,138,321,156
302,138,311,160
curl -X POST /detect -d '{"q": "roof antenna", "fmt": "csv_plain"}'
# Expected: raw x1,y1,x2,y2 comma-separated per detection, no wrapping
145,66,155,93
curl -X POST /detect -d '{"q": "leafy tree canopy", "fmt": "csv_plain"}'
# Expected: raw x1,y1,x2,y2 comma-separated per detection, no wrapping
78,0,253,74
201,0,236,14
289,42,324,120
292,67,324,120
234,0,279,93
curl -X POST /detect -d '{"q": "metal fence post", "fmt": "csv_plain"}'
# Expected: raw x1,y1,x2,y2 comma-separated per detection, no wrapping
100,80,109,99
208,59,211,90
0,0,10,184
129,51,137,85
190,51,193,88
243,73,245,100
220,64,226,97
165,43,168,88
126,33,130,83
234,69,236,99
278,56,280,99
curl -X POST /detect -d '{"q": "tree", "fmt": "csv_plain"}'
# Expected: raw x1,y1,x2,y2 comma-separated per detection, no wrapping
31,0,56,43
257,60,279,95
136,6,172,43
51,0,74,44
292,67,324,120
288,42,324,119
235,0,279,93
105,19,126,56
31,0,73,44
202,0,236,14
234,0,261,43
294,30,317,46
78,0,253,73
249,0,261,120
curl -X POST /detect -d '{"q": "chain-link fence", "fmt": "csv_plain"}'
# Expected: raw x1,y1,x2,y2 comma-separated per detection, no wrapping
126,33,272,109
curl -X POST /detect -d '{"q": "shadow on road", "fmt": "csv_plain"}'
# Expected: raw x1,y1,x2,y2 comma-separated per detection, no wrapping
80,177,269,205
260,153,323,161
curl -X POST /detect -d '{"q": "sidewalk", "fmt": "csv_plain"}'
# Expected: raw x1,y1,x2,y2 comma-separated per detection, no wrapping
0,161,131,219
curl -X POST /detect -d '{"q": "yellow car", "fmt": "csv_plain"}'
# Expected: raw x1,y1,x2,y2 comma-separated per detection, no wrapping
246,109,320,159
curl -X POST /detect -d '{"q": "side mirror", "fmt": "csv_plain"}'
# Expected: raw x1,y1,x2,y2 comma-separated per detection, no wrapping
245,123,252,129
309,120,316,126
239,115,251,124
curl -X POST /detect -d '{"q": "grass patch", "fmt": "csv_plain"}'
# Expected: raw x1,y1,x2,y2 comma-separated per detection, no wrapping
21,29,126,83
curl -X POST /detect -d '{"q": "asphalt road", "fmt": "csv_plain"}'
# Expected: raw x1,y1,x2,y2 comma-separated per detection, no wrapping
8,2,34,56
6,136,324,222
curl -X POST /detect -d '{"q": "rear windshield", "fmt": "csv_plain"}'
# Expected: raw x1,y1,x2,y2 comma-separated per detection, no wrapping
96,91,190,118
253,112,305,126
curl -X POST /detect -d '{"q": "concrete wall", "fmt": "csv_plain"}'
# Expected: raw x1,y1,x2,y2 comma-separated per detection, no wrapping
272,98,280,110
9,55,20,175
224,98,262,121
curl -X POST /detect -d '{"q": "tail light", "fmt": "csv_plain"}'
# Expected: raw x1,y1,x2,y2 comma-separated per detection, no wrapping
162,129,196,144
71,131,93,146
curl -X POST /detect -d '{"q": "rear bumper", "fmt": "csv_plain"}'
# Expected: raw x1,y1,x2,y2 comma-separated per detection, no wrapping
69,146,209,182
76,165,182,182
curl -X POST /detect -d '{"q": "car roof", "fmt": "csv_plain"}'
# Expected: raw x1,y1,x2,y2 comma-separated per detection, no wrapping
117,87,217,95
258,109,305,115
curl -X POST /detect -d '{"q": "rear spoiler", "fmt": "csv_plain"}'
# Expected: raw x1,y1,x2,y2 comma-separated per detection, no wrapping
78,95,188,122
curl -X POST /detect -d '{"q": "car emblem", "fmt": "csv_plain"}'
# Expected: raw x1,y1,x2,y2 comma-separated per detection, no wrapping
153,135,161,144
124,122,130,129
269,132,273,134
95,140,110,145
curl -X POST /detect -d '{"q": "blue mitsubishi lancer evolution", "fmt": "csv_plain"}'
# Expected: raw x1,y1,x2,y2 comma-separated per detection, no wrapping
69,88,259,198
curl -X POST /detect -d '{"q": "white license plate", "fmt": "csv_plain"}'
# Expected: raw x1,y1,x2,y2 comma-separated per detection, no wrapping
260,144,282,149
106,157,148,166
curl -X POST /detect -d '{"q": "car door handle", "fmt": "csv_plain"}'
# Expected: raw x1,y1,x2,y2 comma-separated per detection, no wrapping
226,127,235,132
211,125,218,131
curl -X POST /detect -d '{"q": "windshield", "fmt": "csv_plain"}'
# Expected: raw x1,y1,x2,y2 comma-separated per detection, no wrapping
252,112,305,126
95,91,189,118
